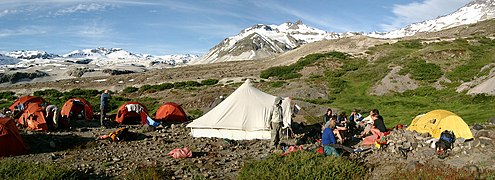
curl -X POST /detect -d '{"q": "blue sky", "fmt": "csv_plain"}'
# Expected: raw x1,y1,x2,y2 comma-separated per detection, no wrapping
0,0,471,55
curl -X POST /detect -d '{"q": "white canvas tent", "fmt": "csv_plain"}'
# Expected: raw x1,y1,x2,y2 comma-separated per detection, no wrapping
186,79,292,140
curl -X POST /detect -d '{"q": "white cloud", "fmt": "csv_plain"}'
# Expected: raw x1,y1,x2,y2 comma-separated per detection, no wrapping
0,26,49,37
54,3,113,16
382,0,471,31
75,22,113,39
0,9,18,17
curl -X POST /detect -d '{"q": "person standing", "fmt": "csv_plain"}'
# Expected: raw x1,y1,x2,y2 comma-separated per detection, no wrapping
45,104,59,130
269,97,283,149
100,89,111,127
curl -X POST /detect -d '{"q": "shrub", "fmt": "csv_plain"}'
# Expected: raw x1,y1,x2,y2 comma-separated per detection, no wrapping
34,89,63,98
327,78,348,94
201,79,219,86
0,159,80,180
122,87,138,94
187,109,203,120
0,91,16,100
139,85,153,92
185,81,201,87
270,81,286,88
173,82,186,88
401,60,442,82
64,88,99,98
239,151,367,179
158,83,174,90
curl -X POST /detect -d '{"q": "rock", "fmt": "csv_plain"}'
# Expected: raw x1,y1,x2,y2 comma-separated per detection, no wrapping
49,141,56,148
405,161,420,171
475,130,489,138
456,138,466,144
472,124,483,130
142,124,155,132
469,139,481,148
488,117,495,124
421,133,430,138
478,137,493,145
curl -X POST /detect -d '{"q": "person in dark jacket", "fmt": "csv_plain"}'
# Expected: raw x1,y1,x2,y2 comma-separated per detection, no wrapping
100,89,111,126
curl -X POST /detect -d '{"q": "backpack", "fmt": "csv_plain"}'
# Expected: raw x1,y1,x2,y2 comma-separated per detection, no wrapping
439,130,455,149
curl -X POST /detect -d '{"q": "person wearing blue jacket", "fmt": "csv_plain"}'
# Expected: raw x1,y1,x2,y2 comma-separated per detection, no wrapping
322,120,339,156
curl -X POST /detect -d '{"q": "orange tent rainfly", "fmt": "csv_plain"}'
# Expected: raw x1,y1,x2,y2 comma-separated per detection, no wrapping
155,102,187,123
9,95,45,113
115,102,149,124
0,117,28,157
60,98,93,121
17,103,48,131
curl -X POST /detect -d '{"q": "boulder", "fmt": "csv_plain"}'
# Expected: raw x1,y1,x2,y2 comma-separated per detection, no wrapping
478,137,493,145
475,130,489,138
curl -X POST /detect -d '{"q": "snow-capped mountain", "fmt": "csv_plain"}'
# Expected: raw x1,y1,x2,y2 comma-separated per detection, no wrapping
368,0,495,39
60,47,199,67
63,47,139,59
192,20,349,64
0,54,20,66
1,47,199,70
6,50,58,60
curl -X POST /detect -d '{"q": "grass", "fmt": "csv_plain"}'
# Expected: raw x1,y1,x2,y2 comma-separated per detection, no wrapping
267,37,495,127
238,151,367,180
0,159,80,180
123,167,173,180
389,164,495,180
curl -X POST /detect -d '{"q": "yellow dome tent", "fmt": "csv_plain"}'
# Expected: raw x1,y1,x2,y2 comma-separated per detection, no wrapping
407,109,474,139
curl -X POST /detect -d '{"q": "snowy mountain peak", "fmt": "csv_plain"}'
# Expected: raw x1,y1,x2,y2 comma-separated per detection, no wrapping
6,50,57,60
368,0,495,39
192,20,349,64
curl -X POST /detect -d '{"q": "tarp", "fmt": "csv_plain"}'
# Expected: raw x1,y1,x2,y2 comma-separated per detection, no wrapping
407,109,474,139
17,103,48,131
60,98,93,121
0,117,28,157
115,102,148,124
9,95,45,116
155,102,187,123
186,79,292,140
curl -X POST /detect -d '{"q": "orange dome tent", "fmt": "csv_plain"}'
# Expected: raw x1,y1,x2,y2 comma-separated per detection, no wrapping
17,103,48,131
0,117,28,157
155,102,187,123
9,95,45,118
115,102,149,124
60,98,93,121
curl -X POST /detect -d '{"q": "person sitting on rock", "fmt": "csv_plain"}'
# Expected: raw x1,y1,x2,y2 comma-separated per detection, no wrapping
360,109,384,137
321,119,339,156
349,109,363,124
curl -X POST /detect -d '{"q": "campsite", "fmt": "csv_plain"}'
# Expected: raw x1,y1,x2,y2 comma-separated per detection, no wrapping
1,0,495,179
1,76,495,179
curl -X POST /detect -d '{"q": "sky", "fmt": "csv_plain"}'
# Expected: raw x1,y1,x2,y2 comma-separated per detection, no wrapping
0,0,472,56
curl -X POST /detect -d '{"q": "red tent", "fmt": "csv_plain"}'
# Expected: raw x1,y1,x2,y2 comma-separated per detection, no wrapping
0,117,28,157
60,98,93,121
17,103,48,131
155,102,187,123
115,102,149,124
9,96,45,118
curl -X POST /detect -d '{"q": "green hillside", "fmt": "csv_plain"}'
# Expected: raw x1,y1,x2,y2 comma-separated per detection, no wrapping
260,37,495,126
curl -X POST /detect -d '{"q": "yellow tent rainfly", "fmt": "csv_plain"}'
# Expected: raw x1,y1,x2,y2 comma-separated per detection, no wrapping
407,109,474,140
